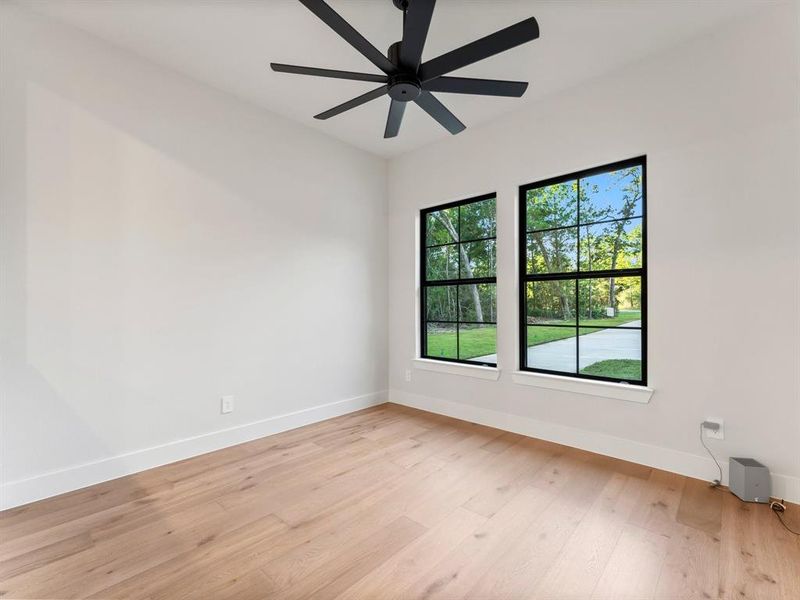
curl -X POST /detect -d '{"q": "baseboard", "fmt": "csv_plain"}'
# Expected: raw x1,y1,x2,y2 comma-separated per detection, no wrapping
389,389,800,504
1,390,387,511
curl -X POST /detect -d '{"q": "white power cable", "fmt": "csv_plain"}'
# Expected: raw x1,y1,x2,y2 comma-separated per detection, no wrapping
699,423,722,487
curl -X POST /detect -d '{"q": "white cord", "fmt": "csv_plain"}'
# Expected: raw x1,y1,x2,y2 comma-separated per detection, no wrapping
699,423,722,487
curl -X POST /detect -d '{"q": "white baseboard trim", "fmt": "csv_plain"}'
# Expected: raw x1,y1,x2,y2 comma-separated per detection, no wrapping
390,389,800,504
1,390,387,511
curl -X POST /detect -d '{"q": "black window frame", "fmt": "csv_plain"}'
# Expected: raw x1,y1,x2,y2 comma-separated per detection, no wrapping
420,192,498,367
518,156,648,385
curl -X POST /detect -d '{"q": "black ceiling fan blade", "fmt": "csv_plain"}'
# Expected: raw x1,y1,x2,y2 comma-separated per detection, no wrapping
271,63,388,83
298,0,396,74
424,76,528,97
418,16,539,82
399,0,436,71
384,100,406,138
414,90,465,134
314,85,389,120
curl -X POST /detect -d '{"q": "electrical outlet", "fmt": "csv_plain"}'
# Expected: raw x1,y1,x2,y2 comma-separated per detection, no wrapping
702,418,724,440
404,369,412,383
221,395,234,414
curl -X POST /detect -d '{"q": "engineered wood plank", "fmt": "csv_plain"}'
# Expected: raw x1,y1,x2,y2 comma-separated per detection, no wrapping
461,454,620,600
3,501,244,598
433,422,506,462
264,515,426,600
676,476,723,535
589,452,654,479
654,522,721,600
0,473,174,543
0,440,321,566
461,437,558,518
590,523,671,600
270,451,406,526
87,515,288,600
217,457,443,582
402,445,497,528
168,568,274,600
480,430,523,453
0,531,93,581
628,468,686,534
390,426,471,469
399,485,558,600
333,507,487,600
215,436,391,513
532,473,647,599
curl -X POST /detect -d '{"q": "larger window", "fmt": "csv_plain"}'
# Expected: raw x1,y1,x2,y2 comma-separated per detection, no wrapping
421,194,497,366
519,157,647,384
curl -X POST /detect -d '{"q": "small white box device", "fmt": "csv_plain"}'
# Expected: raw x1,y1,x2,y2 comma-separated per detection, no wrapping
729,457,770,503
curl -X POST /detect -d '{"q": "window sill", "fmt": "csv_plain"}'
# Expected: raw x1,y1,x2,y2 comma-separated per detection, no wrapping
511,370,653,403
413,358,500,381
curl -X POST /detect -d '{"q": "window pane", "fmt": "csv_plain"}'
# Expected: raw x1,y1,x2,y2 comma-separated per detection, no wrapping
425,323,457,359
578,327,642,381
460,239,496,278
579,218,643,272
526,327,577,373
425,285,458,322
426,207,458,246
579,166,643,223
526,280,576,325
425,245,458,280
458,324,496,363
526,228,577,274
578,277,641,326
526,180,577,231
459,197,496,241
458,283,496,323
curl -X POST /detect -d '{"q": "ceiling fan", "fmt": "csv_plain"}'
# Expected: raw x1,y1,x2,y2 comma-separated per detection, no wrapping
270,0,539,138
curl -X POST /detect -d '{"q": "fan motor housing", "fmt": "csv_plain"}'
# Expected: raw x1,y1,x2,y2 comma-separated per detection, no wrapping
388,73,421,102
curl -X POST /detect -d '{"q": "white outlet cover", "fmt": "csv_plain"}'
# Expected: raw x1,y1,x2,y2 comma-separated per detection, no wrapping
221,395,234,414
703,418,724,440
404,369,412,382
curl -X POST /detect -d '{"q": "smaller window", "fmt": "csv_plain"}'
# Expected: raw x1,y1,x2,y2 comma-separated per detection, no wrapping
421,194,497,366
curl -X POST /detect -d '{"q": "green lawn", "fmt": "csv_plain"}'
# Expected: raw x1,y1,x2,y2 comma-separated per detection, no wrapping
426,326,496,360
425,311,641,361
580,359,641,380
527,310,640,346
573,310,640,328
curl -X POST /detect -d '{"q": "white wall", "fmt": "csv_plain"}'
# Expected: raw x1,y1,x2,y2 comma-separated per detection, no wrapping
0,4,388,508
388,5,800,500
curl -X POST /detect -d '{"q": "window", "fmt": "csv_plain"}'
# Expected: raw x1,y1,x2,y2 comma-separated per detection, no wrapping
421,194,497,366
519,157,646,385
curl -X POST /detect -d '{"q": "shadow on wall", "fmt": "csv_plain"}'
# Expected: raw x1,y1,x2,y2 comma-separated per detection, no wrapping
1,4,387,504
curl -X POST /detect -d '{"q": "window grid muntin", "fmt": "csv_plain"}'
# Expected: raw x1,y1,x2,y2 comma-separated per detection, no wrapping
527,215,643,236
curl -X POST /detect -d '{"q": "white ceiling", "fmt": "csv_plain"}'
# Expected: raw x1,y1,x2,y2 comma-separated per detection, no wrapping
20,0,780,157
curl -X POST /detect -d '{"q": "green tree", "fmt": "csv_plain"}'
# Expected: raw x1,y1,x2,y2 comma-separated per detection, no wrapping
434,209,484,321
527,181,577,319
606,168,641,314
428,198,495,323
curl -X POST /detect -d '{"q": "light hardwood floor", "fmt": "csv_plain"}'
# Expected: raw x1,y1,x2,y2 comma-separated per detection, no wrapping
1,403,798,599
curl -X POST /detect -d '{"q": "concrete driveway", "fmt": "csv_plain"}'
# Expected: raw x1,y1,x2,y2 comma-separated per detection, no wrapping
474,321,641,371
